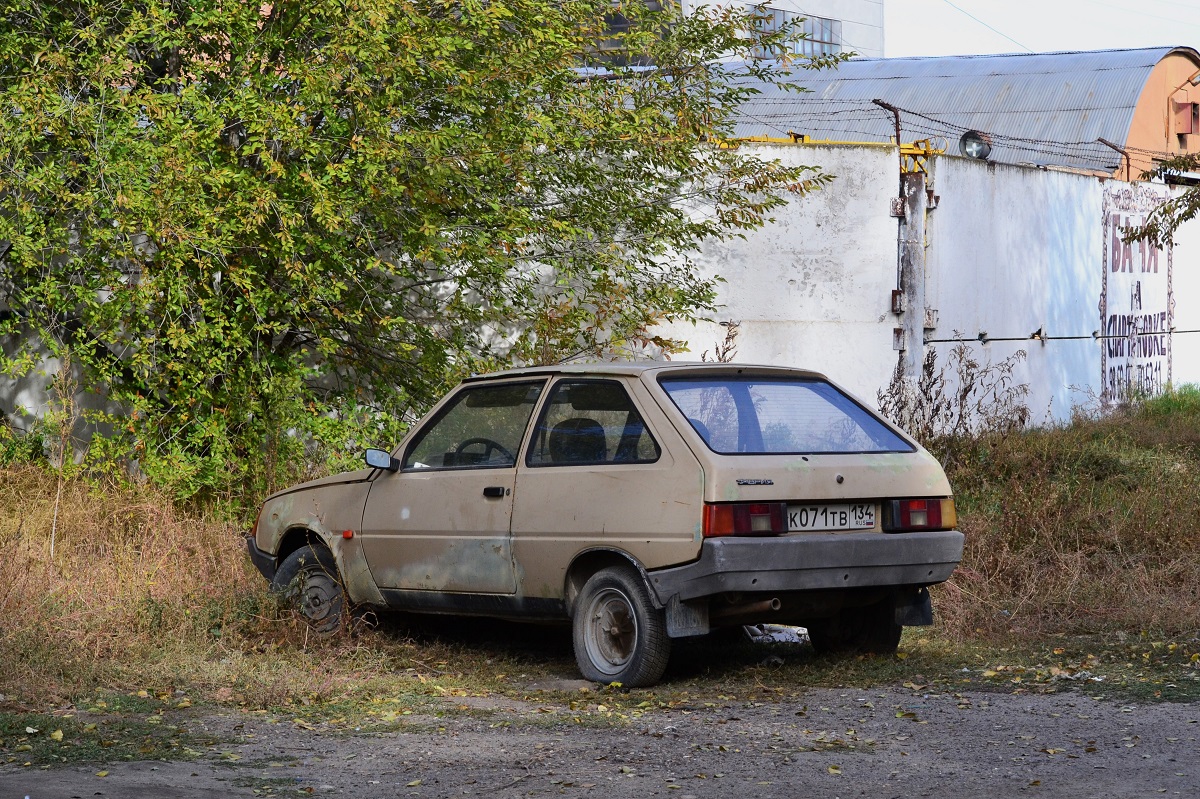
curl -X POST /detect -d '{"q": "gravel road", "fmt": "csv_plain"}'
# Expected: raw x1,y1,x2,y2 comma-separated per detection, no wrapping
3,682,1197,799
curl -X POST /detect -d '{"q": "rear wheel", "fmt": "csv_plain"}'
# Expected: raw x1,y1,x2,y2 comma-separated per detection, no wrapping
573,566,670,687
807,598,901,655
271,544,345,633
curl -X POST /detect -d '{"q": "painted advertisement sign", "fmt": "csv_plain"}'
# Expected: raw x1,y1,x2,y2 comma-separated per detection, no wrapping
1101,184,1174,400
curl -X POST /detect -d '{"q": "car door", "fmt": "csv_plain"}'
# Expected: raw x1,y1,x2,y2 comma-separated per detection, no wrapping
510,378,703,598
359,380,545,594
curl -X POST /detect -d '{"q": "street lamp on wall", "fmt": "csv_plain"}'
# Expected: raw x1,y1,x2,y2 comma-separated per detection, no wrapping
959,130,992,160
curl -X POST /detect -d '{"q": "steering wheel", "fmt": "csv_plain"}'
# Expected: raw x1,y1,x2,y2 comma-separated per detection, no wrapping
453,437,515,464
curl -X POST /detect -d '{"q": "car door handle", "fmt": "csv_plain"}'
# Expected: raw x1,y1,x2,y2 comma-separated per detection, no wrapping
482,486,506,498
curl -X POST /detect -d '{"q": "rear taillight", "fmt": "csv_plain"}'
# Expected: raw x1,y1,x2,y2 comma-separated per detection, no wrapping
886,498,957,531
703,502,788,537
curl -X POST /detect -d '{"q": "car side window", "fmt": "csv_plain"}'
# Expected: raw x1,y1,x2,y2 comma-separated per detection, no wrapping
526,380,661,467
402,381,544,470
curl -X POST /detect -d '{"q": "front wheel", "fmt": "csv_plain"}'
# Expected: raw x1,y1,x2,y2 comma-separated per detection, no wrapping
271,544,345,633
807,598,901,656
572,566,670,687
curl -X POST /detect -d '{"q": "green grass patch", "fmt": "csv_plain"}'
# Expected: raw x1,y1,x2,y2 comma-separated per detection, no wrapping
0,707,213,767
1136,383,1200,418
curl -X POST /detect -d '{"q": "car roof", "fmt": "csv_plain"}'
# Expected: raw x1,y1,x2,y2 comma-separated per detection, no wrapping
460,361,829,383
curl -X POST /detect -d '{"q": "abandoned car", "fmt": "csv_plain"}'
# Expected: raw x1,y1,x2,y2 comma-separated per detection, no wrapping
246,362,963,687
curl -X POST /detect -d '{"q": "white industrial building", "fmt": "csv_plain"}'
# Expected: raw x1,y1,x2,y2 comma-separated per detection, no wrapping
662,46,1200,419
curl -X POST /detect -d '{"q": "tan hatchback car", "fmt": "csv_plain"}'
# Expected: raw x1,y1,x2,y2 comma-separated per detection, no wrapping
247,363,963,687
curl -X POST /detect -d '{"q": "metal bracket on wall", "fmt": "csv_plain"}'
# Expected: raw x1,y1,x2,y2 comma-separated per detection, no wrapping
901,139,947,176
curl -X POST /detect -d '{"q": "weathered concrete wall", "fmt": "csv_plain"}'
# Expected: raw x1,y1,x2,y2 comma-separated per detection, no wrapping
926,159,1200,418
660,143,903,404
1169,199,1200,385
667,143,1200,421
922,158,1106,419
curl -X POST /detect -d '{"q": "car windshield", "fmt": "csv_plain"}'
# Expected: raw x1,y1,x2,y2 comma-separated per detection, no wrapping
659,375,912,454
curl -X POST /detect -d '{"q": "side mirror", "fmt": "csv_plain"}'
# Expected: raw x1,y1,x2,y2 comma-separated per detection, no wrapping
364,448,399,472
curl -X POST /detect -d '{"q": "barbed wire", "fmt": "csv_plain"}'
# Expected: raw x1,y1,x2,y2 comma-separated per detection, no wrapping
732,97,1142,171
926,329,1200,344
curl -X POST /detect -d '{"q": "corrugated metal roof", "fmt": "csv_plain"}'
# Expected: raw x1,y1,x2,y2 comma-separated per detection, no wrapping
732,47,1200,172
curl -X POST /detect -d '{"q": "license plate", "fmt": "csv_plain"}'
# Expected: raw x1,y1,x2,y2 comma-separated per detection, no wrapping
787,503,875,532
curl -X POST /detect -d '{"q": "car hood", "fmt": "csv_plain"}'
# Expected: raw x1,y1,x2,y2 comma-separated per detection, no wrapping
263,467,376,501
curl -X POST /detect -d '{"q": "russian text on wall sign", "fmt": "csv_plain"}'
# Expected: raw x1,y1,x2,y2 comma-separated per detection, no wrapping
1100,185,1174,400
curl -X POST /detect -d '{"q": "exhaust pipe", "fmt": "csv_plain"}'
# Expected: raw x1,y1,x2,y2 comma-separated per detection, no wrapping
710,597,781,623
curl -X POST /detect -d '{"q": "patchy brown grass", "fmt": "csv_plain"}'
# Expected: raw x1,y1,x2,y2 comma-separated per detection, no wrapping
0,465,383,706
935,387,1200,639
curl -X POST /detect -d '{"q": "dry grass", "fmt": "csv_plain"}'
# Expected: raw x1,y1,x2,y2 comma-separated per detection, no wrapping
3,389,1199,709
936,388,1200,639
0,465,386,706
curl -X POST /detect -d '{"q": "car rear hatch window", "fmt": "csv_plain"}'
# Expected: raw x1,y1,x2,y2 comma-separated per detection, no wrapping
659,375,913,454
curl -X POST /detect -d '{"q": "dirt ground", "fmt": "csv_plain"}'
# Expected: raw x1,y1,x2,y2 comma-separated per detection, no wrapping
3,679,1197,799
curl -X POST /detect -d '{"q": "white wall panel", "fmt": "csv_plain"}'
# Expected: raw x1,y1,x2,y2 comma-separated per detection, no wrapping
662,144,902,402
667,144,1200,421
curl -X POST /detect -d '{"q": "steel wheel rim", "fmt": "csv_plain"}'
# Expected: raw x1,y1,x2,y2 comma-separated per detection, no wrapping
296,565,341,625
583,587,638,677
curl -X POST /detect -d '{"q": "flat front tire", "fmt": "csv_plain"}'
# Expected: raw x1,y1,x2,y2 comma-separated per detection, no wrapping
572,566,670,687
271,544,345,633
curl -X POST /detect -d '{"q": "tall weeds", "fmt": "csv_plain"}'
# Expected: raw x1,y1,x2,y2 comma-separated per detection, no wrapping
0,465,371,705
936,390,1200,638
877,342,1031,468
2,371,1198,706
877,348,1200,639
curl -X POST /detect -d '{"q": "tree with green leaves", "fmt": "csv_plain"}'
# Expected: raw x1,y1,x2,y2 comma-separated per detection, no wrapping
1128,154,1200,247
0,0,834,499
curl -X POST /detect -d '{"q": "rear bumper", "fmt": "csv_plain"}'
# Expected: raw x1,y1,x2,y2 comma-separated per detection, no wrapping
647,530,964,605
245,534,277,582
